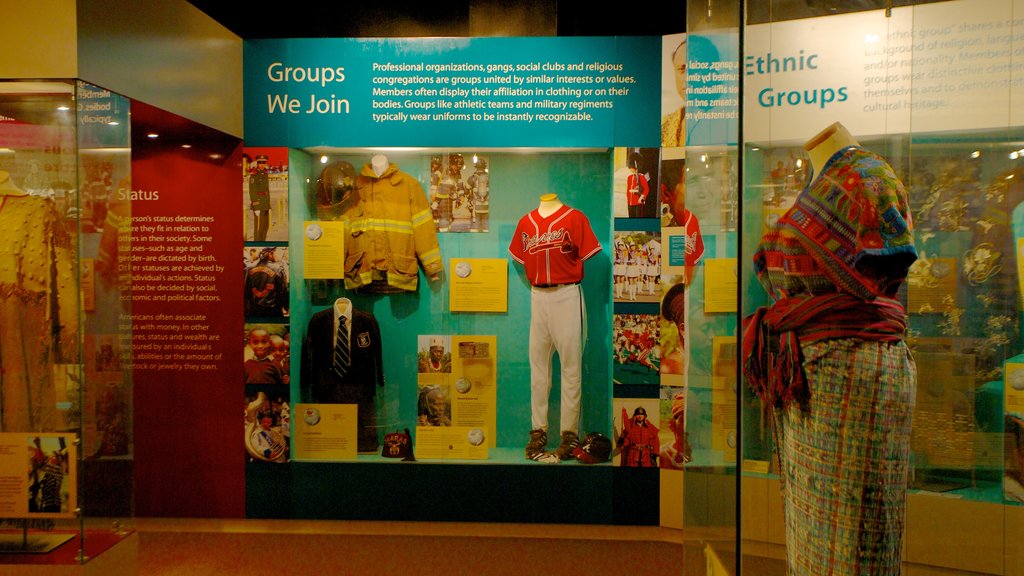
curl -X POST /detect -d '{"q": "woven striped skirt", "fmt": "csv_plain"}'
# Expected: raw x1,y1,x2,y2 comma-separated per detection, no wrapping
778,338,916,576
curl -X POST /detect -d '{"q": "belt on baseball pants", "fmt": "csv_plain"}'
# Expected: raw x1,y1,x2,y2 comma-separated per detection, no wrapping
532,282,580,289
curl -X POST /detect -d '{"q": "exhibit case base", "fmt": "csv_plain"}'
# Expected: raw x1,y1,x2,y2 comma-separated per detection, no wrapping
0,530,136,576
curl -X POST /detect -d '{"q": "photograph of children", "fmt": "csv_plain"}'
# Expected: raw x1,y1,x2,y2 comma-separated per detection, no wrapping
243,246,289,319
661,33,686,148
242,147,289,242
243,323,290,386
417,335,452,374
660,277,688,376
658,387,692,470
613,314,661,385
427,153,490,233
244,391,290,463
612,398,660,467
27,436,72,514
613,231,661,303
417,384,452,427
613,147,661,218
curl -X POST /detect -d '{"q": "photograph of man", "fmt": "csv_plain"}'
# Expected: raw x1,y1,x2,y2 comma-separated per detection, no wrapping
417,384,452,426
244,247,289,318
661,33,686,148
615,404,660,468
248,154,271,241
613,148,661,218
243,148,290,241
417,335,452,374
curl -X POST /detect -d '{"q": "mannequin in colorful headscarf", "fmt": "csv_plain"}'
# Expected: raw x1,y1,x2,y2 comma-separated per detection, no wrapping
743,122,917,576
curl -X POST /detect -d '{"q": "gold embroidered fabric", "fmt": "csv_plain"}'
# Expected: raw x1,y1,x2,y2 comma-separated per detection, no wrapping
0,194,78,432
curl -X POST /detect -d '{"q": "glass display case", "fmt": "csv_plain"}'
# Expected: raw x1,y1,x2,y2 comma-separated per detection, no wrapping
740,1,1023,574
0,79,135,569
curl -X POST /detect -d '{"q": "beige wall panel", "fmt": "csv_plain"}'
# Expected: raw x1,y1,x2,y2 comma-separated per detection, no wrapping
1008,505,1024,576
906,494,1004,575
741,475,768,543
77,0,242,137
0,0,78,78
766,478,785,546
660,469,685,530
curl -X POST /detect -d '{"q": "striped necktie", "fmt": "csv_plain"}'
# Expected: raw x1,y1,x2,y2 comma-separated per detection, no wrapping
333,315,350,379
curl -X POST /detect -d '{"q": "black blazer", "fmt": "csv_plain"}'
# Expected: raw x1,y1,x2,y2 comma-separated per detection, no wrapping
300,306,385,403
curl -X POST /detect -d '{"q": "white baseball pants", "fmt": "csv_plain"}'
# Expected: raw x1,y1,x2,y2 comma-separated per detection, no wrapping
529,283,586,434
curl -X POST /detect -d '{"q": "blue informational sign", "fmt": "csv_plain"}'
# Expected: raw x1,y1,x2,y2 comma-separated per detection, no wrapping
668,235,688,267
244,37,660,147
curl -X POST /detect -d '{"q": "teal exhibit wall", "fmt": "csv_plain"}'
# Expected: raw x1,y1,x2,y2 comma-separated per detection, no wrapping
288,150,614,451
244,36,667,524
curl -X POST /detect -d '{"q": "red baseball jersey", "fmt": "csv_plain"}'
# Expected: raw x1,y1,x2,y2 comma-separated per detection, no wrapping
509,204,602,286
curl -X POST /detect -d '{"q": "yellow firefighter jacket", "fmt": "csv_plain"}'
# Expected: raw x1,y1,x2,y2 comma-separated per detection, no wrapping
343,163,442,292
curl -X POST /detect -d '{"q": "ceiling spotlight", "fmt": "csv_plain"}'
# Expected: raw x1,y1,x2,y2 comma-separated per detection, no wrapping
181,144,192,149
57,105,70,111
970,150,981,159
209,153,222,160
147,133,159,139
107,121,119,126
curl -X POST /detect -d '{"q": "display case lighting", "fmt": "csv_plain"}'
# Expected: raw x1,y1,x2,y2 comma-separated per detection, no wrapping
107,121,119,126
56,105,70,111
1010,151,1019,160
320,155,329,164
970,150,981,159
